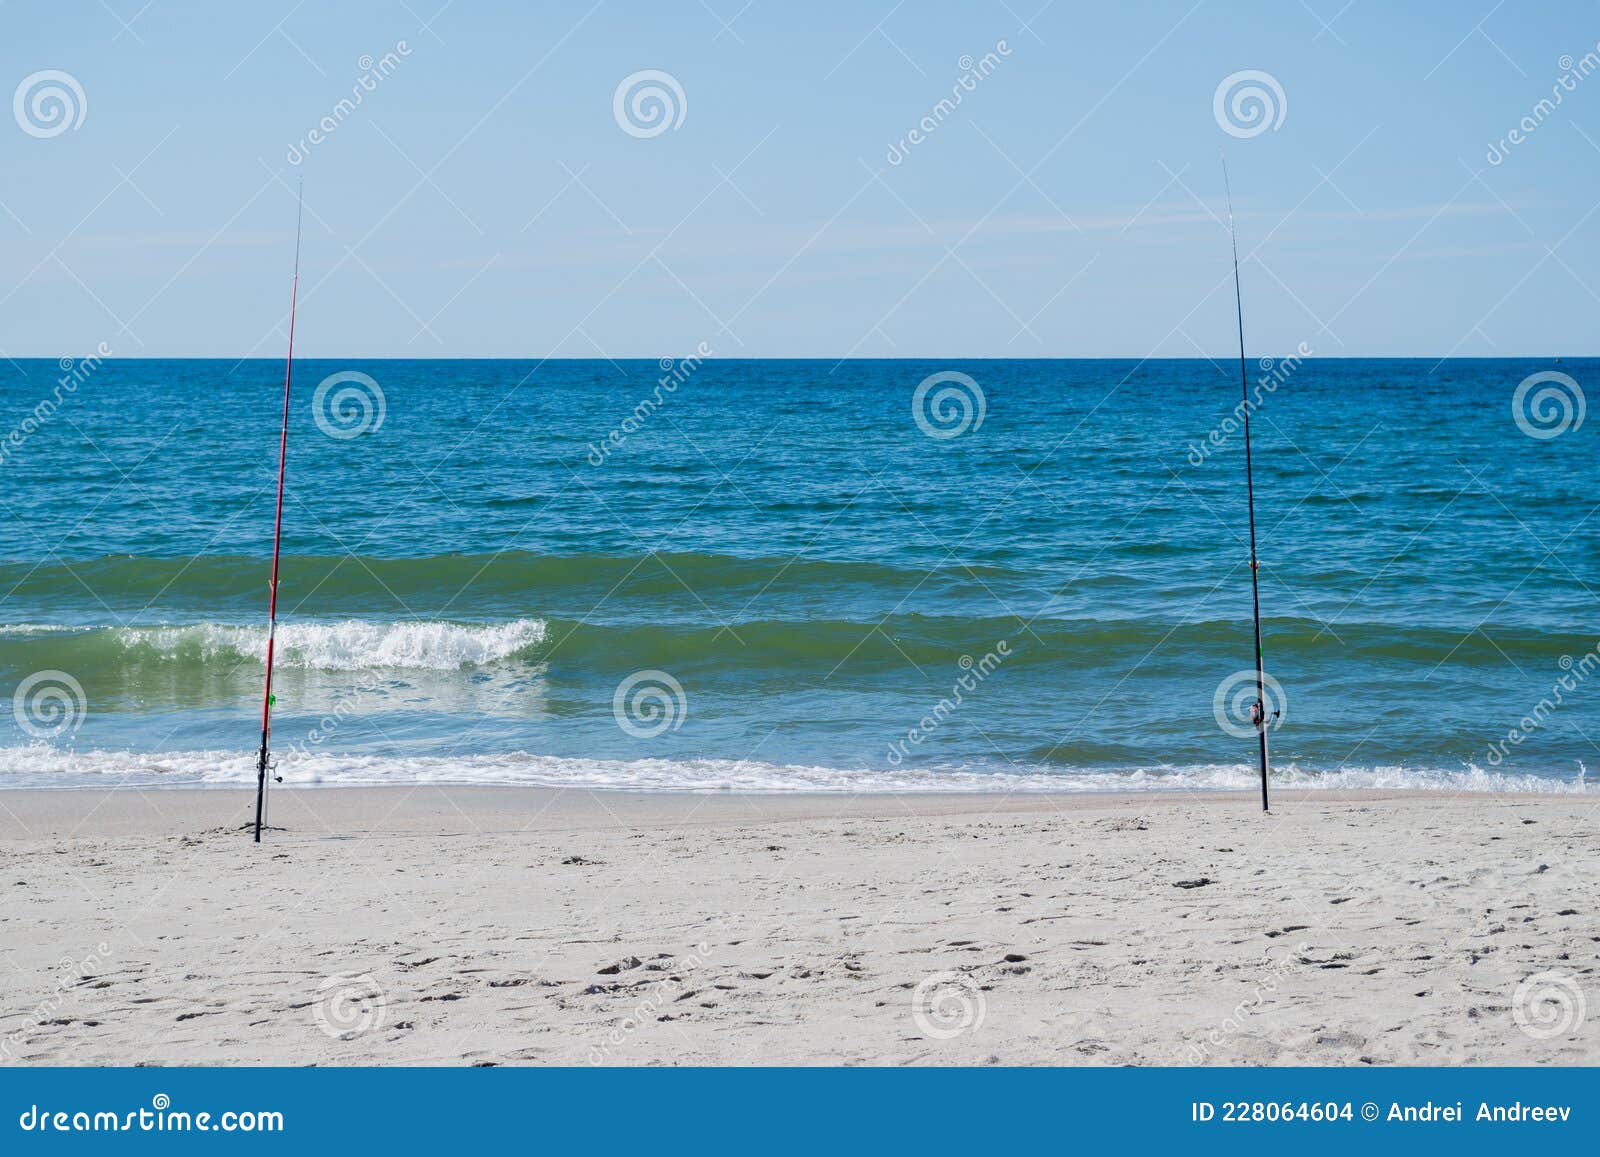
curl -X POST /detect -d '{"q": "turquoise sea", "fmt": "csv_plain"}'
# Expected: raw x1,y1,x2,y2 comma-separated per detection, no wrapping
0,356,1593,792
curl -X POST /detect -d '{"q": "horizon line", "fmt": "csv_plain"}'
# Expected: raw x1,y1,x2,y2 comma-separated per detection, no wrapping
5,354,1595,364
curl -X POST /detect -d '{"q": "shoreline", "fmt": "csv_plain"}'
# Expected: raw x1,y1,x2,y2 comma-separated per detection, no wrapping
1,786,1595,1065
1,749,1588,800
1,777,1591,799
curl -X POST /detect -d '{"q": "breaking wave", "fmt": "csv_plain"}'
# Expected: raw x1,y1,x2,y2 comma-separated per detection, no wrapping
0,745,1588,795
108,618,548,670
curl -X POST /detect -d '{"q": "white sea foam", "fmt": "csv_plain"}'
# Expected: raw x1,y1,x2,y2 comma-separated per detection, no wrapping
0,745,1589,795
112,618,547,670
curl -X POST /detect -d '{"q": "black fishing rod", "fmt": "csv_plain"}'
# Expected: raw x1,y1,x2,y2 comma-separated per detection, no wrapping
1221,152,1271,813
254,183,302,843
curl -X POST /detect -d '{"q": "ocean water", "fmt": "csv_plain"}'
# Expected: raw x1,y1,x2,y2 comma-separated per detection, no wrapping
0,356,1594,794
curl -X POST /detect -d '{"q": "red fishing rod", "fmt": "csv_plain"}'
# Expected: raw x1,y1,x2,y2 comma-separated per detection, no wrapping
254,184,303,843
1221,152,1272,813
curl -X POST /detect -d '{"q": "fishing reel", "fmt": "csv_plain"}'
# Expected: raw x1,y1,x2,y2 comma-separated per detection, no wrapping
1249,699,1280,730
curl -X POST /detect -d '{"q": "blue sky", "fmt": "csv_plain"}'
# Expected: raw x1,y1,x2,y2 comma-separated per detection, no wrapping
3,0,1598,358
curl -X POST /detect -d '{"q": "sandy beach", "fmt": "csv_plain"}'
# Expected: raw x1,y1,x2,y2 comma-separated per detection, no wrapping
0,786,1594,1066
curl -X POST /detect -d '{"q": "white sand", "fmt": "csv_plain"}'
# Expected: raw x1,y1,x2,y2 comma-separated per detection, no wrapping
0,786,1595,1066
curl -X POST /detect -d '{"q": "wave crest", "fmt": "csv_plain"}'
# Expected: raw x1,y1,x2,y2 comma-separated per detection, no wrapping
0,746,1588,795
112,619,547,670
